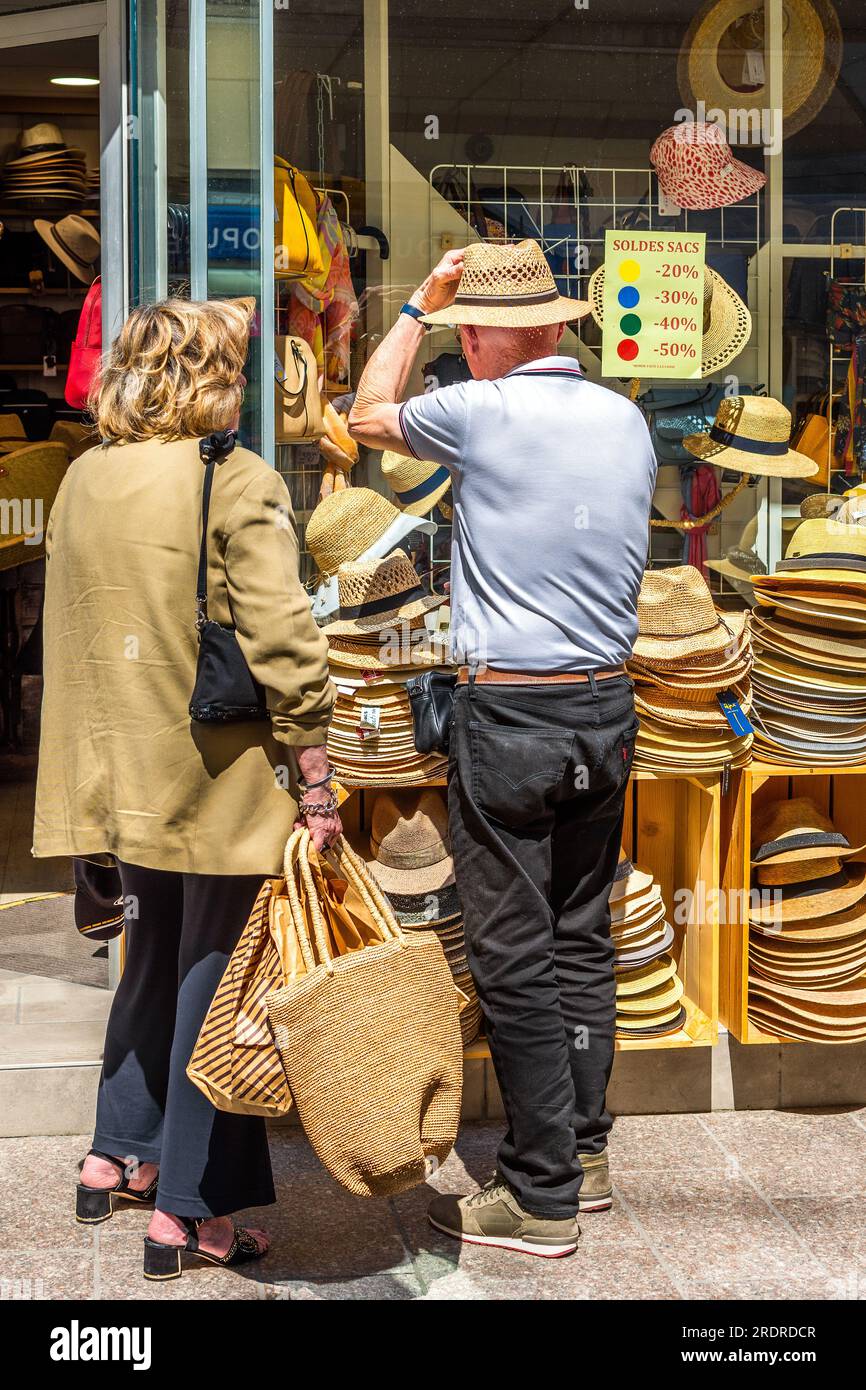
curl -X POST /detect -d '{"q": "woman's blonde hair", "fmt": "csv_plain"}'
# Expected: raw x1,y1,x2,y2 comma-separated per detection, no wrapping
92,296,256,443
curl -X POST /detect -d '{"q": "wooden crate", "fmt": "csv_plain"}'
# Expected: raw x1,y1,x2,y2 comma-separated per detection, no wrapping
339,770,721,1054
720,763,866,1044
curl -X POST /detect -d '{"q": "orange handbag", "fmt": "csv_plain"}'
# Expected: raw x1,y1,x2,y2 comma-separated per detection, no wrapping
793,394,836,488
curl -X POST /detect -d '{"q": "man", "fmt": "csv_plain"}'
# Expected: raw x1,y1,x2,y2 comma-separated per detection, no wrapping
350,240,656,1258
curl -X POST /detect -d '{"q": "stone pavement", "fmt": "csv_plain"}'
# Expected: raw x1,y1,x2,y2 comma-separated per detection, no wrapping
2,1110,866,1301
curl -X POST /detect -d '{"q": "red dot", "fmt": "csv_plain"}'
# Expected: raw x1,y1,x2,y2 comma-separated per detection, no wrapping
617,338,639,361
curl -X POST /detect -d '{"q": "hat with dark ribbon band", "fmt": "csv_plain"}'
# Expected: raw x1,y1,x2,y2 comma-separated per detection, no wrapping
708,424,787,456
753,830,854,864
338,582,426,622
777,552,866,576
395,465,450,507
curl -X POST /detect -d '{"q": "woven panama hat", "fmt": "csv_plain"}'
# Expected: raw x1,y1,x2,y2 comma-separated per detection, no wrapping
749,612,866,668
610,882,663,923
678,0,843,141
632,565,739,662
683,396,818,479
306,487,435,580
615,921,676,970
616,973,684,1016
749,977,866,1022
609,851,654,903
651,121,766,211
750,900,866,945
322,550,443,637
636,680,751,728
753,594,866,628
751,797,865,868
365,789,454,897
770,518,866,586
589,264,751,376
5,123,86,166
328,634,451,673
750,861,866,926
421,239,590,328
33,214,100,284
616,1004,688,1037
707,516,768,586
380,450,451,517
615,953,677,996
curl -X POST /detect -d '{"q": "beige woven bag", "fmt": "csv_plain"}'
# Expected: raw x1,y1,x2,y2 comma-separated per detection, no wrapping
266,828,464,1198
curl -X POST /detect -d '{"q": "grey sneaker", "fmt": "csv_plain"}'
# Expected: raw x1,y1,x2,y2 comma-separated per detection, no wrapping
578,1151,613,1213
428,1177,580,1258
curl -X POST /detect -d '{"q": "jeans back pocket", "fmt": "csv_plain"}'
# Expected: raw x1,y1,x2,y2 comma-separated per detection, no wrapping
469,723,575,828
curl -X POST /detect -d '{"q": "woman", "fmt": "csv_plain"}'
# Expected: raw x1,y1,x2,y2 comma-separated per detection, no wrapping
33,297,340,1277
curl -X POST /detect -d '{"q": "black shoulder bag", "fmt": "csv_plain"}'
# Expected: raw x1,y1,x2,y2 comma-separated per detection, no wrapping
189,430,270,724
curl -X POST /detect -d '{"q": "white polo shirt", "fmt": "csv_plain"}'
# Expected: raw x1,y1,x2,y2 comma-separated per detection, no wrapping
399,356,657,674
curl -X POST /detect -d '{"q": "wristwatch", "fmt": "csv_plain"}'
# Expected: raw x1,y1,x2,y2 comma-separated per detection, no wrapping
400,302,431,331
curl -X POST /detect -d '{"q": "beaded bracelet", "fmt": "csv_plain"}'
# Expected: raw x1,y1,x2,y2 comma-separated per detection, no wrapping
298,793,339,818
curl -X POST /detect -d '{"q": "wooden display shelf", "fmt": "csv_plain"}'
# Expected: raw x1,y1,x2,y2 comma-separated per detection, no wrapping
720,764,866,1044
339,769,722,1051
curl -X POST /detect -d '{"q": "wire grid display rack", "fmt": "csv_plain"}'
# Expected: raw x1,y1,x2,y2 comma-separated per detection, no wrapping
429,162,761,312
826,206,866,482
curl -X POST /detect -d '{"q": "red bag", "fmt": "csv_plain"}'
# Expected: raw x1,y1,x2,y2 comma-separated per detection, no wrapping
65,276,102,409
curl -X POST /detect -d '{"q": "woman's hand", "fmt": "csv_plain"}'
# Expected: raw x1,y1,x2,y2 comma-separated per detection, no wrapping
296,783,343,853
294,745,342,852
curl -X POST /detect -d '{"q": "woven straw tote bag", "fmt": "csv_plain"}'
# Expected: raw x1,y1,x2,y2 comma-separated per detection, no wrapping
266,829,464,1198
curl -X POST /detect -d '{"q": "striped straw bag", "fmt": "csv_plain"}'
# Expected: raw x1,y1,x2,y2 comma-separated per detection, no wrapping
186,877,293,1117
266,829,464,1198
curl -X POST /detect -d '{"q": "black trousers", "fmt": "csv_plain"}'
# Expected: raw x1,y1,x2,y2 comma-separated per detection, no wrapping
448,675,638,1220
93,864,276,1220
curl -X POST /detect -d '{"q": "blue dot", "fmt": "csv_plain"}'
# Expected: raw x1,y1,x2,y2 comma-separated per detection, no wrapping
618,286,640,309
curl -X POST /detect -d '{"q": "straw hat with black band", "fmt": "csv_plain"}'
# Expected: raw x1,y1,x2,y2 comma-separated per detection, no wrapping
683,396,819,479
588,265,751,377
380,449,452,516
323,549,443,638
34,214,100,285
421,238,590,328
678,0,843,141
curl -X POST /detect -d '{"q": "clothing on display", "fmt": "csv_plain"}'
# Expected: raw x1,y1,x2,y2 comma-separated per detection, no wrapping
628,565,753,772
748,797,866,1042
650,121,766,212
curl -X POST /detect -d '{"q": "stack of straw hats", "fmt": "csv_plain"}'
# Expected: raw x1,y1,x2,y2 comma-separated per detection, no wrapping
628,565,753,772
1,124,88,212
748,798,866,1042
748,520,866,766
610,851,685,1038
363,790,481,1046
324,549,450,785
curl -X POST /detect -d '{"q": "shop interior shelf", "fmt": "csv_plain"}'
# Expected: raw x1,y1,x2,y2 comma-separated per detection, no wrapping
338,769,721,1054
720,765,866,1045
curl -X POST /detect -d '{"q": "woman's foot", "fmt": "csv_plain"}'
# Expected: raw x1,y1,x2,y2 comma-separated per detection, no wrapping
147,1210,269,1259
80,1153,159,1193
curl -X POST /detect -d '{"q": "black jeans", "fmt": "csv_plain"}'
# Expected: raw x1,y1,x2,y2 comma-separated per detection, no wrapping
93,863,276,1220
448,674,638,1220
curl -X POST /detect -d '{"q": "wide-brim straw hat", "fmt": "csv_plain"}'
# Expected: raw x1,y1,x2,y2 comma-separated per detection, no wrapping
327,634,451,672
750,862,866,926
609,852,655,903
616,972,684,1015
365,788,454,896
769,518,866,586
753,594,866,630
615,953,677,996
749,977,866,1025
33,214,100,284
323,549,443,637
380,449,452,517
636,680,751,728
615,920,676,970
616,1003,687,1037
610,881,663,922
749,900,866,945
683,395,817,479
421,238,590,328
632,565,742,662
677,0,843,141
749,612,866,668
306,487,436,580
751,796,865,867
589,264,751,376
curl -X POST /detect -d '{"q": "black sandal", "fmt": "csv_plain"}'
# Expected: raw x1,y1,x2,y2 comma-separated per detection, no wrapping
143,1218,266,1281
75,1149,159,1224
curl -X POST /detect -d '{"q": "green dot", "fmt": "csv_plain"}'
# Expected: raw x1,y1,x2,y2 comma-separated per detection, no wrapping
620,313,642,335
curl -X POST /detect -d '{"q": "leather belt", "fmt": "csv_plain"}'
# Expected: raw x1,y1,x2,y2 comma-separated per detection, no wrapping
457,665,627,685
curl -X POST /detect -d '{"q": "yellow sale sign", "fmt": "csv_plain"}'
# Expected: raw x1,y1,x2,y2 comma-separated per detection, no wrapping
600,230,706,380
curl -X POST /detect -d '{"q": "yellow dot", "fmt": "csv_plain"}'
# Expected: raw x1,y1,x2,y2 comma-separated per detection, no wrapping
619,259,641,283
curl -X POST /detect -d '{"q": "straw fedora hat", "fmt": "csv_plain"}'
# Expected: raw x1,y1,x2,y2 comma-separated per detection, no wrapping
322,550,443,637
609,851,655,902
772,518,866,585
34,214,100,284
678,0,843,141
615,953,677,996
750,898,866,944
421,239,590,328
749,612,866,667
632,565,739,662
683,396,818,479
615,921,676,969
366,789,455,896
306,487,435,580
380,450,451,516
651,121,766,211
588,264,751,376
327,631,450,672
751,797,865,868
616,972,684,1015
752,593,866,628
7,123,85,165
750,861,866,926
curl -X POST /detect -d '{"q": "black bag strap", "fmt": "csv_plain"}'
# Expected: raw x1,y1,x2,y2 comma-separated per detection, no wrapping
196,429,237,629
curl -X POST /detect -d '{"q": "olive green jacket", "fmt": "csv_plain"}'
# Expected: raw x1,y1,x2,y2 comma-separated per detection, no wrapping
33,437,334,875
